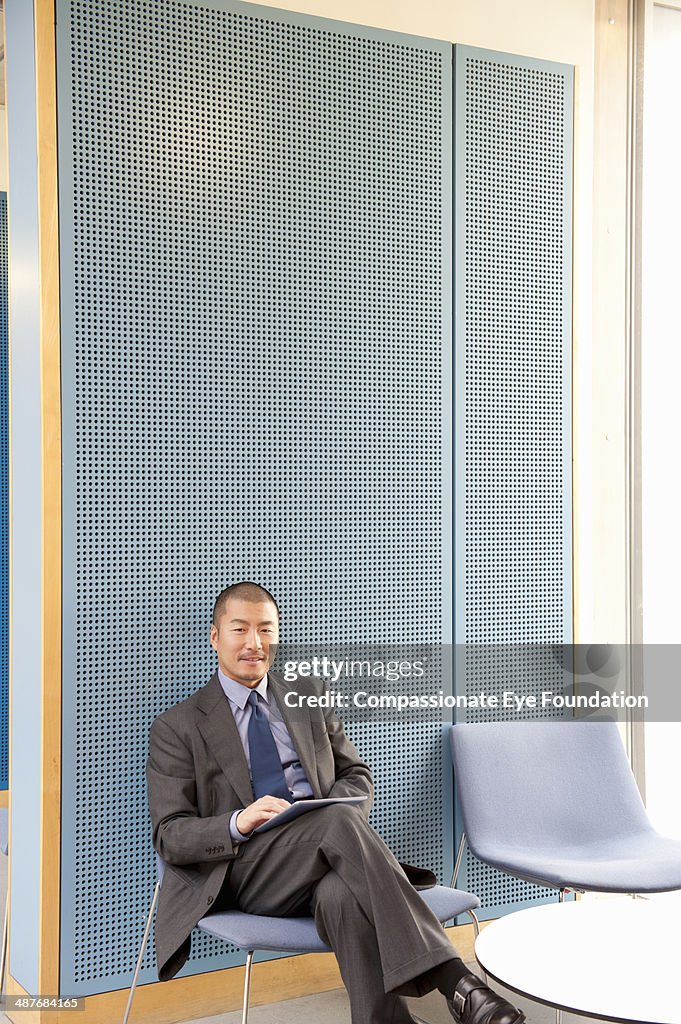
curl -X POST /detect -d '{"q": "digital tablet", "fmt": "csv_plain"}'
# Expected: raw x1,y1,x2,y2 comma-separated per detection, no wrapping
253,795,368,833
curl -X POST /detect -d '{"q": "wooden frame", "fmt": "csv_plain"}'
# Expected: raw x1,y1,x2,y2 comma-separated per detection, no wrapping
35,0,62,1002
5,2,62,1018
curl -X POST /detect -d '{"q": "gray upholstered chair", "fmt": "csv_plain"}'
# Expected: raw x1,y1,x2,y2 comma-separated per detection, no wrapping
123,852,481,1024
450,720,681,897
450,719,681,1024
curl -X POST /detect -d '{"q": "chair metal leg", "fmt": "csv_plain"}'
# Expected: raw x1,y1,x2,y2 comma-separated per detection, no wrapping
122,880,161,1024
554,891,566,1019
0,893,8,996
467,909,488,984
241,950,254,1024
451,832,467,888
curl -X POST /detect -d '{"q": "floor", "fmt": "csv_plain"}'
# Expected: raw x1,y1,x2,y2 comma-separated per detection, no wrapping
0,965,592,1024
183,974,604,1024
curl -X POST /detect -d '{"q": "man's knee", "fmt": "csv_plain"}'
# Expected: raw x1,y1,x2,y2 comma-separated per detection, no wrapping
317,801,369,835
311,868,358,917
314,869,347,909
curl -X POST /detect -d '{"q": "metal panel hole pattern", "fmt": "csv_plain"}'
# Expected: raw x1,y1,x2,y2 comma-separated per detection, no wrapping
59,0,449,993
462,56,568,646
463,850,555,922
459,645,569,722
454,50,572,917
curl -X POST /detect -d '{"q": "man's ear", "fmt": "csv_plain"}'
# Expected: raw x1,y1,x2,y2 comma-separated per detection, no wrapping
209,623,218,651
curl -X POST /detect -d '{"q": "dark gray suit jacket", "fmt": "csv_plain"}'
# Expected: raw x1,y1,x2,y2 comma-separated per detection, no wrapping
146,671,374,980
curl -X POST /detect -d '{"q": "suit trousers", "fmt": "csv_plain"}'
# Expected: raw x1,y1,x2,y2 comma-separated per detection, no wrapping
216,803,458,1024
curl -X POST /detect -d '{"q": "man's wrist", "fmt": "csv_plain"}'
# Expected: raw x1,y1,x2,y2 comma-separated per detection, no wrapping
229,809,252,842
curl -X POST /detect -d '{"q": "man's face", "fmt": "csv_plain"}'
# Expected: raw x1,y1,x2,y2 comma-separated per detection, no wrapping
210,598,279,687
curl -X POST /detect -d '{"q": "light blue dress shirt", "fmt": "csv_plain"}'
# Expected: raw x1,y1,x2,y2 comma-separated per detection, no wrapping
218,668,313,842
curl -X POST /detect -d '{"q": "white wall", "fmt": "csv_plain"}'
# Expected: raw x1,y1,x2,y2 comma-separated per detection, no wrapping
641,1,681,838
641,4,681,645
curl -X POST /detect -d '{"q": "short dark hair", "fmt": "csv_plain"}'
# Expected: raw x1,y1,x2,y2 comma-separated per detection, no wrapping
212,582,280,627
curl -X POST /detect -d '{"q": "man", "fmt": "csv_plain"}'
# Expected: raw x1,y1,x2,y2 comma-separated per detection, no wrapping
147,582,524,1024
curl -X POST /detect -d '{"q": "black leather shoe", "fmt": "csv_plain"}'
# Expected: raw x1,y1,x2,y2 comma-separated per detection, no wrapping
447,973,525,1024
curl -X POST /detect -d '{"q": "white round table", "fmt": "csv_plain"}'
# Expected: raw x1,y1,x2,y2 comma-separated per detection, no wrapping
474,898,681,1024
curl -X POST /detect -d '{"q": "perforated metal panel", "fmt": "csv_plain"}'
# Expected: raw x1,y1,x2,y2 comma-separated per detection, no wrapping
56,0,452,995
453,47,573,918
0,192,7,793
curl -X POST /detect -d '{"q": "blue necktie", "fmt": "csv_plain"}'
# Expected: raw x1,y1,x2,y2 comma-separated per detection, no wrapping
246,690,292,802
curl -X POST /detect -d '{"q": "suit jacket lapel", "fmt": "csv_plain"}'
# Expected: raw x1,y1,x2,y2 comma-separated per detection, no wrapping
268,673,321,796
196,673,254,809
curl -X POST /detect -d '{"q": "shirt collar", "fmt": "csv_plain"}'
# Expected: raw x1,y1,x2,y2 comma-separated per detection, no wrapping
217,667,269,710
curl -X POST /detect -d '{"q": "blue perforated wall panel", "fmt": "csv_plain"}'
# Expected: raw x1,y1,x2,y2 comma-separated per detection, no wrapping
56,0,452,995
0,192,7,793
453,46,573,919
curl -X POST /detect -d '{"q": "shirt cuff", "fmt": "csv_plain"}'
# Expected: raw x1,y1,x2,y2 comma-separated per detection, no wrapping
230,809,253,843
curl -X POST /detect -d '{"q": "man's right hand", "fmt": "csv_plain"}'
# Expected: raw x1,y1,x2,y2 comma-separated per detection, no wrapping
236,796,291,835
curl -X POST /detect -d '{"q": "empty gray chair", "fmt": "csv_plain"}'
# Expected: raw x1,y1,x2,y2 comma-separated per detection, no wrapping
450,719,681,895
123,852,481,1024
